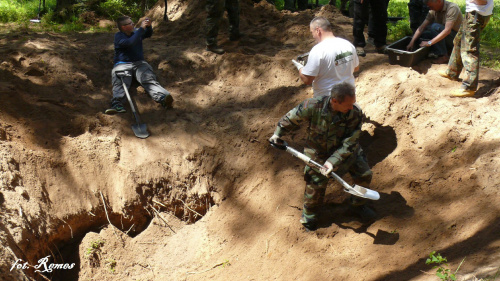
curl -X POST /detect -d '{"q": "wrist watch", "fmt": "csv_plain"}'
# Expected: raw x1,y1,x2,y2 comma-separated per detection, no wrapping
427,41,432,46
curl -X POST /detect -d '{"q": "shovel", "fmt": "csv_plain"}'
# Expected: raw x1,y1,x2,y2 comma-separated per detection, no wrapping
116,72,149,139
270,140,380,200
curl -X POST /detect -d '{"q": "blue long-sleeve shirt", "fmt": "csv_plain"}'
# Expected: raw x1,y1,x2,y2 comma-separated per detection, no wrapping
113,26,153,64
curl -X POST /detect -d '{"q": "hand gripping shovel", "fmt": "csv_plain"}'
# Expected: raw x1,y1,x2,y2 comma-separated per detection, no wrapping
116,72,149,139
270,140,380,200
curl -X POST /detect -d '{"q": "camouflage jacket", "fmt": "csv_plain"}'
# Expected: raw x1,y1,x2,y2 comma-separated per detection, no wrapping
273,95,363,167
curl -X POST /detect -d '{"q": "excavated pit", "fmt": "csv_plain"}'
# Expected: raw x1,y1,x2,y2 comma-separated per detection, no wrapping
1,0,500,280
0,144,218,281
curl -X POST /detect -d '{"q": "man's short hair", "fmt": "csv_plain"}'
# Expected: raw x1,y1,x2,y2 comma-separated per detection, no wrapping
116,16,131,30
331,82,355,103
310,17,332,32
422,0,439,4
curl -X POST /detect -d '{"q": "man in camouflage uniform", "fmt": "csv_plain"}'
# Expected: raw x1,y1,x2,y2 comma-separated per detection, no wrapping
269,82,375,231
439,0,493,97
205,0,242,54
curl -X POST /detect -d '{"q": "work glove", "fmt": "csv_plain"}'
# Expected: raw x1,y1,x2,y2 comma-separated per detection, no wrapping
291,59,304,71
320,161,336,176
268,134,281,145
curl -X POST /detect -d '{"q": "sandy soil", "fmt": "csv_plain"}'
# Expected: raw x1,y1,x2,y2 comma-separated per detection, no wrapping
1,0,499,280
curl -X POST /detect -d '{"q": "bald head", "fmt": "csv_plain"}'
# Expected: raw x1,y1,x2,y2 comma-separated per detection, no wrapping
310,17,332,32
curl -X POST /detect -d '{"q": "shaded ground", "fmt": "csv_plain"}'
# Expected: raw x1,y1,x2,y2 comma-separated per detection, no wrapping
1,0,499,280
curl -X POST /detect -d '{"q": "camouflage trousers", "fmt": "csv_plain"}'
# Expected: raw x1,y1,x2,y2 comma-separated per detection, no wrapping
206,0,240,46
445,11,491,91
301,148,372,224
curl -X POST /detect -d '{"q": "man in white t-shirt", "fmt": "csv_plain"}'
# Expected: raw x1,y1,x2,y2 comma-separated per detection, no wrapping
292,17,359,98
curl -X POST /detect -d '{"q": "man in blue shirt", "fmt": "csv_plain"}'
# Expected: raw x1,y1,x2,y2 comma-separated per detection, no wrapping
105,16,173,114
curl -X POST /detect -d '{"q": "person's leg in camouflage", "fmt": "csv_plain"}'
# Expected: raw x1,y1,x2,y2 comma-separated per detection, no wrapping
445,23,463,80
205,0,225,54
460,12,490,92
337,149,375,221
301,165,328,230
226,0,241,41
446,12,490,97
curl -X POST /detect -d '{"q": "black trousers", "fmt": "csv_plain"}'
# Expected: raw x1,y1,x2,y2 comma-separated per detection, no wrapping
284,0,308,11
352,0,388,48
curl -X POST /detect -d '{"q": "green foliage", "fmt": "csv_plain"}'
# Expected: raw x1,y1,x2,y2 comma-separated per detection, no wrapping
0,0,56,22
98,0,141,20
387,20,412,42
274,0,284,10
107,258,117,273
85,239,105,256
387,0,409,18
222,259,231,268
88,24,115,32
481,14,500,54
425,251,457,281
0,0,152,24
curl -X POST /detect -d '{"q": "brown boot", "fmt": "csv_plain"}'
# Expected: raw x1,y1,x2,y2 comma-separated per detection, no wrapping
450,88,475,97
438,70,460,81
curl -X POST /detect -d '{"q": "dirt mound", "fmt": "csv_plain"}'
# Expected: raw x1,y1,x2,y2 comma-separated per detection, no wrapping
1,0,499,280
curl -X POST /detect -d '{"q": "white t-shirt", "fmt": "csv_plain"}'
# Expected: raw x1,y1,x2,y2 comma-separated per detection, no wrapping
466,0,493,16
301,37,359,98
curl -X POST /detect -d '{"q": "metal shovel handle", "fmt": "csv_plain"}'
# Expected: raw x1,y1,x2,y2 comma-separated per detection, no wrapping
270,141,380,200
115,71,149,139
117,73,141,124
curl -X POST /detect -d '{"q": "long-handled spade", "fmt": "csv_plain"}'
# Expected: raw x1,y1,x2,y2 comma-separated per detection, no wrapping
115,72,149,139
270,140,380,201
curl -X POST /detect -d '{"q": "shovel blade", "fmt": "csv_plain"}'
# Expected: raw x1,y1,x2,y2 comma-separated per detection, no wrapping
132,123,149,139
344,184,380,200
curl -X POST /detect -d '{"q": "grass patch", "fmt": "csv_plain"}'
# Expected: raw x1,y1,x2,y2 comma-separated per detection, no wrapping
0,0,56,22
2,0,500,70
0,0,151,33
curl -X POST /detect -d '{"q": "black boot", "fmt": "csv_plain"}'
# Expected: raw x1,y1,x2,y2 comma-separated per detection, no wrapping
206,44,225,55
350,204,377,221
350,196,377,221
230,32,244,41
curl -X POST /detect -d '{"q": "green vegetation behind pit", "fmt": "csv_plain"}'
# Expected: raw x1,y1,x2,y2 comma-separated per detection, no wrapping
1,0,499,69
